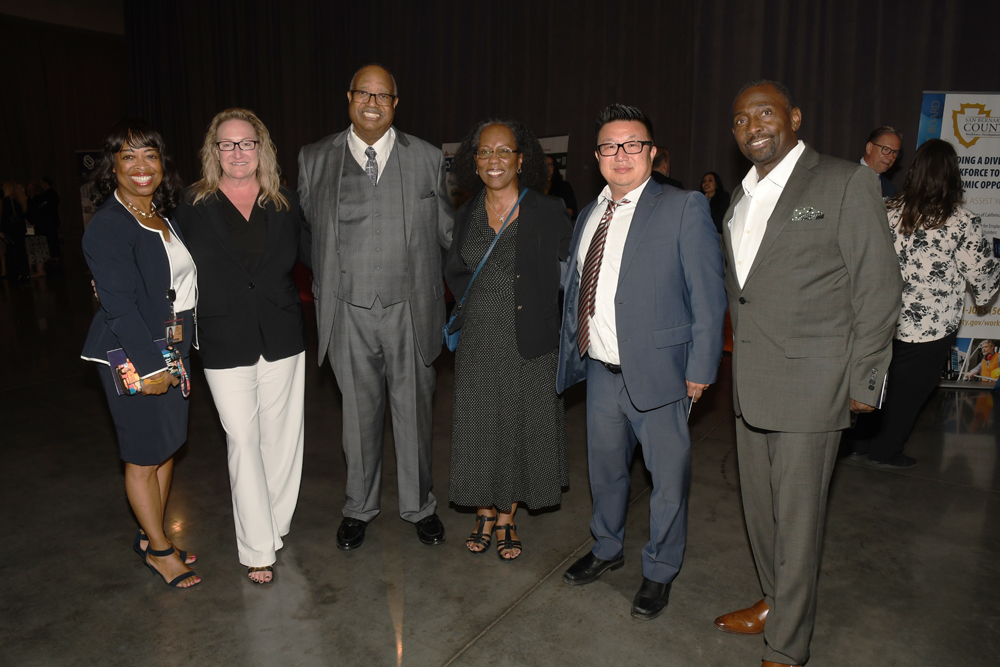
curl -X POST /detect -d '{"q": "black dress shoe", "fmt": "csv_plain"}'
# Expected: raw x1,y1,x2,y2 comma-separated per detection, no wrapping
415,513,446,545
562,551,624,586
631,577,671,620
337,517,369,551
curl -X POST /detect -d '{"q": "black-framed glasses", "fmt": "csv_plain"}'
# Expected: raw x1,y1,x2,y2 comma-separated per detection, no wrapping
871,142,901,157
349,90,397,106
597,140,652,156
475,148,519,160
216,140,258,152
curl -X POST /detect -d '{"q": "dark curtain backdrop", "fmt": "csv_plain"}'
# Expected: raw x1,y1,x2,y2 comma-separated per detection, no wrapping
123,0,1000,204
0,15,126,242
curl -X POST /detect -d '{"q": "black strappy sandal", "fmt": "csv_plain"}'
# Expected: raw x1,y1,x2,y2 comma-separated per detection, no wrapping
133,530,196,565
144,544,200,588
247,566,274,584
495,523,522,562
466,513,497,554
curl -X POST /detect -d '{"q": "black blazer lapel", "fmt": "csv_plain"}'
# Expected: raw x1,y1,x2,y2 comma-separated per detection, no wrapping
204,194,250,277
254,198,283,275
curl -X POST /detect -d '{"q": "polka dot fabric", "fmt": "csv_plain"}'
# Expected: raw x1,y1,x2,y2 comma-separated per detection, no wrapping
449,195,568,512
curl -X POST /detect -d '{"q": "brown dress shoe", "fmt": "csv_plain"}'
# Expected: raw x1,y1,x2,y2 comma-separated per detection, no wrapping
762,662,800,667
713,598,769,634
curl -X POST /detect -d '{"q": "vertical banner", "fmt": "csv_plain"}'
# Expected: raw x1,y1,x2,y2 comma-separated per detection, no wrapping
77,150,102,229
441,135,570,210
918,92,1000,387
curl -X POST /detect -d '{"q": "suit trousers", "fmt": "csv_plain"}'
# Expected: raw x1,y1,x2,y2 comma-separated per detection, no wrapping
204,352,306,567
735,417,840,666
330,296,437,523
586,358,690,584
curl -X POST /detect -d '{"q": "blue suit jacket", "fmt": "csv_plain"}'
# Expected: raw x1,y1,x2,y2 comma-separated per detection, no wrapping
81,196,192,376
555,179,727,411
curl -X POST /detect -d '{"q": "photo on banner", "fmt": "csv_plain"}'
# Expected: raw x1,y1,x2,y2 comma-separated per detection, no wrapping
918,92,1000,388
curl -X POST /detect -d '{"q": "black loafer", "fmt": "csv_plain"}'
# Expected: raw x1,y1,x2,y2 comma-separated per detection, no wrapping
562,551,624,586
415,513,446,545
337,517,369,551
631,577,671,620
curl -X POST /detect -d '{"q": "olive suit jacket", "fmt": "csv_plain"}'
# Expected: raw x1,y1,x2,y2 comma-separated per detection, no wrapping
722,145,902,432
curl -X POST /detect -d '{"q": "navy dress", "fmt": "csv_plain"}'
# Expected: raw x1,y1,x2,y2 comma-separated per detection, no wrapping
81,197,195,465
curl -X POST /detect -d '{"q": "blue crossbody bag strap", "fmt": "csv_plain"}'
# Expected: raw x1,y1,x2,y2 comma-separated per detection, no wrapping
442,188,528,351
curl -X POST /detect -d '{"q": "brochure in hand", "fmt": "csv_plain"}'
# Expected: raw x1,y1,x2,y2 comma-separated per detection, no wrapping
107,339,187,396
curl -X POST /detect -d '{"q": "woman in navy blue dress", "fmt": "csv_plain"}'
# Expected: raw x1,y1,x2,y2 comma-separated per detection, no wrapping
81,119,201,588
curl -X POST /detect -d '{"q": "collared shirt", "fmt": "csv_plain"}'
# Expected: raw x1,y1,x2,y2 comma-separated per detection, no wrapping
730,139,806,287
576,176,652,364
347,125,396,184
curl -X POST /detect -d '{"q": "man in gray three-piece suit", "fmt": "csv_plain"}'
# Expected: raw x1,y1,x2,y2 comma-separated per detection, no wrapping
712,80,901,667
556,104,727,620
297,64,454,550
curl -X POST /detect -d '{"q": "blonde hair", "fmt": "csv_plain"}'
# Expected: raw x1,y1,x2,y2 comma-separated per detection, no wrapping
190,108,288,210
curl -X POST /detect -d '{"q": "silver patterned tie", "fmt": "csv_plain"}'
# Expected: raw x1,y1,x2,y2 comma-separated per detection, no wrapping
365,146,378,185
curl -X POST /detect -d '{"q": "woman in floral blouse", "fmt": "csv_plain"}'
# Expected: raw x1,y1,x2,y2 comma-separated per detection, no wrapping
855,139,1000,468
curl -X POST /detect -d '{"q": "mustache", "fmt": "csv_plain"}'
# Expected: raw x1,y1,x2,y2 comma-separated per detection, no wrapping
744,132,773,148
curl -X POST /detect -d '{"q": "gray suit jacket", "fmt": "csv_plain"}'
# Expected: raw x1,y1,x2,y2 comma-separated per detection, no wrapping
722,145,902,432
297,127,454,366
556,180,727,411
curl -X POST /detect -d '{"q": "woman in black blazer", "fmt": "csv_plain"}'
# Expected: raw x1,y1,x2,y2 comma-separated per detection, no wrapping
81,119,200,589
444,119,573,561
174,108,309,584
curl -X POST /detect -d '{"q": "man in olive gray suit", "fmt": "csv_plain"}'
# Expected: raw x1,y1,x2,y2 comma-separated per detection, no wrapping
298,64,453,550
712,80,901,667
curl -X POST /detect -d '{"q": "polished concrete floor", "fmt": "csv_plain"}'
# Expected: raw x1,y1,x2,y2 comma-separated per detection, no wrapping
2,250,999,666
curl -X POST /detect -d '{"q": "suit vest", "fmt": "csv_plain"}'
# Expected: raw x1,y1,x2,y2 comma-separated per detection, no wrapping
336,146,409,307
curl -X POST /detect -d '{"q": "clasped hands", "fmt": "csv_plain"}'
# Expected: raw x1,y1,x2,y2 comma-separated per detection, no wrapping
142,370,180,396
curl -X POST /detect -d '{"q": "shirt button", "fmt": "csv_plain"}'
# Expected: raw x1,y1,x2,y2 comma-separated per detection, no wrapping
739,297,746,304
248,282,255,289
517,305,522,310
746,229,751,234
374,212,380,217
738,260,743,266
516,274,520,279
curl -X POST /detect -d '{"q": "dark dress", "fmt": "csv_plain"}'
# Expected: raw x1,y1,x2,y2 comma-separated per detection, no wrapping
449,197,568,512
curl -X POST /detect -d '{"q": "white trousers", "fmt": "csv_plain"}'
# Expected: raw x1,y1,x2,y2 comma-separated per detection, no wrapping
204,352,305,567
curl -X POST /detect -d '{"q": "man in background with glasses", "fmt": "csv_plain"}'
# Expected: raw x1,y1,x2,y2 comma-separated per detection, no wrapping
556,103,726,620
297,63,454,552
861,125,903,198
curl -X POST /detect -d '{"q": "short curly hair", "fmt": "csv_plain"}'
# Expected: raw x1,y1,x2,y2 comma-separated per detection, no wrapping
451,118,548,194
88,118,184,215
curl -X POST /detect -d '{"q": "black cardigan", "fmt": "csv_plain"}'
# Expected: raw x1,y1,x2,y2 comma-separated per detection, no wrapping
444,188,572,359
173,186,311,369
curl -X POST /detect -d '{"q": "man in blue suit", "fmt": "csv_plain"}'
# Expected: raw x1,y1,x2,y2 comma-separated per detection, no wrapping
557,104,727,619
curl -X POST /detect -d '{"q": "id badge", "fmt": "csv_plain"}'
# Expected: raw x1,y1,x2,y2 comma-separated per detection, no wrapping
166,318,183,343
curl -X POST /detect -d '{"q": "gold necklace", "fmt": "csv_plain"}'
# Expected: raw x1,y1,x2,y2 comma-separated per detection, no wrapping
485,194,515,221
120,192,157,219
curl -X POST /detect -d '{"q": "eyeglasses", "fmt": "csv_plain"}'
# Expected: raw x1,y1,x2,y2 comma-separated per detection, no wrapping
597,140,652,157
349,90,397,106
216,140,258,152
871,142,901,158
475,148,519,160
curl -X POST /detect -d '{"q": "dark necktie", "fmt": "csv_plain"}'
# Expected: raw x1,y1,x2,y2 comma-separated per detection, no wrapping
365,146,378,185
577,198,628,356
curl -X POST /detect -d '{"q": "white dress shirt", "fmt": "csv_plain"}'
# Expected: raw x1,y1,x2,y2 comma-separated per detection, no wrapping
576,177,651,365
347,125,396,184
730,140,806,287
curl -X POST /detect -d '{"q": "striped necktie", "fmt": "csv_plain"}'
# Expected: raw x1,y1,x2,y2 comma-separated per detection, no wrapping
365,146,378,185
577,197,628,356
